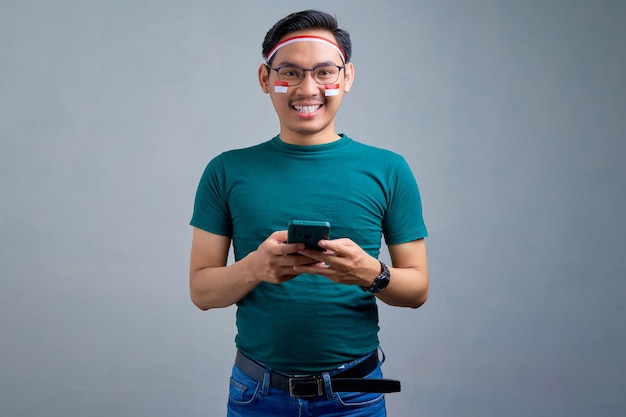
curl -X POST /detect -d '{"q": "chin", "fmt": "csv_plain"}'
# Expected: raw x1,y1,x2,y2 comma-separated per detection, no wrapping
290,122,332,136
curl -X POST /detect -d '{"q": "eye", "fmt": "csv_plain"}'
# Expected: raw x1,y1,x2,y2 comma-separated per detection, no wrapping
278,67,301,79
314,66,338,80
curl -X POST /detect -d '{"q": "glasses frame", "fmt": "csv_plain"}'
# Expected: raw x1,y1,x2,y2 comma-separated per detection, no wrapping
265,63,346,87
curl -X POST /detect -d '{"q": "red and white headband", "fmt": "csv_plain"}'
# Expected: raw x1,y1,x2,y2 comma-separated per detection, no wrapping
265,35,346,64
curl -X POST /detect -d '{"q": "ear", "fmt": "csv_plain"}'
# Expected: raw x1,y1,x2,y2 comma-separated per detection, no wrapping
342,62,355,93
258,64,270,94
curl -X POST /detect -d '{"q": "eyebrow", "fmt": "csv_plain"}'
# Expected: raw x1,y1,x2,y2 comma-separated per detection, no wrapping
272,60,342,68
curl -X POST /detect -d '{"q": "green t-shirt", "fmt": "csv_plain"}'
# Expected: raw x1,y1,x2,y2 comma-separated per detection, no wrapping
191,134,427,372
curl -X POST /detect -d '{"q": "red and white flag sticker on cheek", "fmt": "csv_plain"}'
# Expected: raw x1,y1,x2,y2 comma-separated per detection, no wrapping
274,81,289,93
324,84,340,96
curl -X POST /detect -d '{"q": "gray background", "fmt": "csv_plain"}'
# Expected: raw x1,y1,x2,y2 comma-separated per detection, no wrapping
1,0,625,416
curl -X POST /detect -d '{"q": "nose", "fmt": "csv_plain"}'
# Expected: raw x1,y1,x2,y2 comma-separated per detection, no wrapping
296,70,320,95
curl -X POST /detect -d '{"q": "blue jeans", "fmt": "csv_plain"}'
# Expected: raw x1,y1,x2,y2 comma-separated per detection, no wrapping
227,352,387,417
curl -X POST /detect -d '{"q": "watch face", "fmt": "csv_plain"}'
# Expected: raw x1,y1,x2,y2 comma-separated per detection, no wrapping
377,277,390,290
370,262,390,293
371,276,389,293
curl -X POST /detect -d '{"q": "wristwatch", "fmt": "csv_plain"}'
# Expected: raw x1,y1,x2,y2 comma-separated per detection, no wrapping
361,261,390,293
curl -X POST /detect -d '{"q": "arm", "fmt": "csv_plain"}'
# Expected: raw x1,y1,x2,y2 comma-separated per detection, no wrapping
293,238,429,309
377,239,429,308
189,227,313,310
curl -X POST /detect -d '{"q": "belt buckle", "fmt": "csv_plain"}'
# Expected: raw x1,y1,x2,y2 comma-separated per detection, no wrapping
288,376,324,397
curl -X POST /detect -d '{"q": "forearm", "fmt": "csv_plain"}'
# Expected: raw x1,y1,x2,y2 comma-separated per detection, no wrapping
373,239,429,308
375,265,428,308
190,253,260,310
293,238,429,308
189,229,311,310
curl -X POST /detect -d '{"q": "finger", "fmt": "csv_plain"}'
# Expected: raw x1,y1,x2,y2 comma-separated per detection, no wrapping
269,272,300,284
280,242,306,255
295,248,326,261
320,247,338,256
293,262,329,273
271,230,289,243
317,238,350,256
297,245,350,269
285,254,319,267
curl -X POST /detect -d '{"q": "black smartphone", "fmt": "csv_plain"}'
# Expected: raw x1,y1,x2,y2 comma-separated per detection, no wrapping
287,220,331,251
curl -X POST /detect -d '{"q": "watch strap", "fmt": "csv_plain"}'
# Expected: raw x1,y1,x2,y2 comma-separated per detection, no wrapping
361,261,390,293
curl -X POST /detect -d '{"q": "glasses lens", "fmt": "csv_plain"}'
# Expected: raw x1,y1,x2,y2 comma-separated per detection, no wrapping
277,67,303,86
313,66,340,85
276,66,342,86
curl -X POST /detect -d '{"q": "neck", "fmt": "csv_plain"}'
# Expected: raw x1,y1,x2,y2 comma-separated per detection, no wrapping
278,132,341,146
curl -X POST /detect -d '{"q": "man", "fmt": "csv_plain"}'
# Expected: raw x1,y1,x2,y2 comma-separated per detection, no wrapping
189,9,428,416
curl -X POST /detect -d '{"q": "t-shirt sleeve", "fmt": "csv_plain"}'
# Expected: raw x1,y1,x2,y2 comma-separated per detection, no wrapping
189,155,233,237
382,156,428,245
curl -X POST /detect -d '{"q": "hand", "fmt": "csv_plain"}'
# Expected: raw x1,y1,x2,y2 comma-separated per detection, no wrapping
292,238,381,287
248,230,320,284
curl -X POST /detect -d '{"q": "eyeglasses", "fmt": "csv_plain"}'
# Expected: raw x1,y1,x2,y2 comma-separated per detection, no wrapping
265,63,345,87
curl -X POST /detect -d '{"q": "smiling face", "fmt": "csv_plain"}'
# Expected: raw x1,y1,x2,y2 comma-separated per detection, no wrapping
258,29,355,145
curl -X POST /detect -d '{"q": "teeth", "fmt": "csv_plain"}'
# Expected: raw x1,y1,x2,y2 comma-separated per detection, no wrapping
294,105,320,113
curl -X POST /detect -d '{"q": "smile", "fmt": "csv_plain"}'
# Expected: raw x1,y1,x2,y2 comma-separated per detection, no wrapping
293,105,321,114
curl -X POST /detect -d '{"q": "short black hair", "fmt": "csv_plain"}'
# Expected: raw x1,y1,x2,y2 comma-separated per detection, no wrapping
262,10,352,64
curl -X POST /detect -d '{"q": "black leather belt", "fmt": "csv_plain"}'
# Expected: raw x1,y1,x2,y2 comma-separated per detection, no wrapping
235,350,401,397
